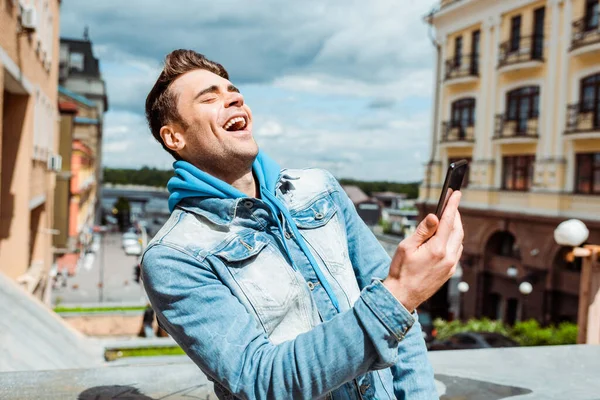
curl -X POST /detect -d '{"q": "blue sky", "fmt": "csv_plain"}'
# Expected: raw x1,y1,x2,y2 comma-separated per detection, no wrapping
60,0,438,182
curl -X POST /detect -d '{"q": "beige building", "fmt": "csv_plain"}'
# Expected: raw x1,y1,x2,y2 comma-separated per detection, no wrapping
0,0,61,301
421,0,600,324
55,87,99,267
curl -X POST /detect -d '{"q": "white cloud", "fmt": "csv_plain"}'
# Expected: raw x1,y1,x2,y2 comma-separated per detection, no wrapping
61,0,438,181
255,120,284,138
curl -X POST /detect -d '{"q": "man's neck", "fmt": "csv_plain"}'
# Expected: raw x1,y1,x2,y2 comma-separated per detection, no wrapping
229,169,258,198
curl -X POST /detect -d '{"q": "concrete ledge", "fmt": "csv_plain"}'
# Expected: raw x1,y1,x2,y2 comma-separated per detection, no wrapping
1,345,599,399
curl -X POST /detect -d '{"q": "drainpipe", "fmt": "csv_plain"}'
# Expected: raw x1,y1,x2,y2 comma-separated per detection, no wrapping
425,11,442,207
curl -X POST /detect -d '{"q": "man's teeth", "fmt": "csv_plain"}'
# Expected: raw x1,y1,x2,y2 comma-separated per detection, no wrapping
223,117,246,131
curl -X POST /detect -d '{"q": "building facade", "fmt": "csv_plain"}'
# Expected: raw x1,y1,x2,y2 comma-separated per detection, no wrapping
421,0,600,324
0,0,61,300
59,35,108,226
55,87,99,266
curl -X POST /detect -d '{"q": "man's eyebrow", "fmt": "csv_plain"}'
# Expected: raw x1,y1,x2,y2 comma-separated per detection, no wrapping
194,84,240,100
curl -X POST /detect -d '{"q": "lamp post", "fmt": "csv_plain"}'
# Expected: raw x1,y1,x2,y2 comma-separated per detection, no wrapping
554,219,600,344
518,281,533,321
457,281,469,321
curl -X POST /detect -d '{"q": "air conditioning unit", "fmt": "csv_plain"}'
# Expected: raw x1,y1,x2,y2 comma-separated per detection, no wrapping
20,5,37,32
47,154,62,172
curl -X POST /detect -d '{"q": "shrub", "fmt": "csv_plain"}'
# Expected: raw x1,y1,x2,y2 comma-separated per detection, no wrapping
433,318,577,346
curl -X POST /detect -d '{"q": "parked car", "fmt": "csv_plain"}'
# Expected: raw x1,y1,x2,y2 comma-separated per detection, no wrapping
417,310,436,343
429,332,519,351
124,242,143,256
122,232,139,248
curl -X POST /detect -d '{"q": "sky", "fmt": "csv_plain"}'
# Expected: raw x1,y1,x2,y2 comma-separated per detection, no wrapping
60,0,438,182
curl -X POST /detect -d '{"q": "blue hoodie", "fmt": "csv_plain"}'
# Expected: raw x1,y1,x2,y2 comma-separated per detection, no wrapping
167,151,340,312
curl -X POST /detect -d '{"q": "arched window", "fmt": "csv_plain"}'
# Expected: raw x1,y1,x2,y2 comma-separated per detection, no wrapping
485,231,520,259
506,86,540,133
580,73,600,129
451,98,476,128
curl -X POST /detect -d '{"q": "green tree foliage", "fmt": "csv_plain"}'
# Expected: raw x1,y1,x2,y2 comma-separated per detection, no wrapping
104,166,173,187
338,178,421,199
433,317,578,346
103,167,422,197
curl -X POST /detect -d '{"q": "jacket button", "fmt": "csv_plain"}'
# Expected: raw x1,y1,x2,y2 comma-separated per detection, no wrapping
284,232,292,239
307,282,315,290
315,212,324,220
359,384,369,395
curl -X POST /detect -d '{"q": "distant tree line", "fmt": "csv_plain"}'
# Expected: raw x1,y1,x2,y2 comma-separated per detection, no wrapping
103,167,421,198
103,167,174,187
338,178,421,199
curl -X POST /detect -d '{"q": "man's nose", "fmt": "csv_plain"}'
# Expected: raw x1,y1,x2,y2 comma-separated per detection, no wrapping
226,91,244,108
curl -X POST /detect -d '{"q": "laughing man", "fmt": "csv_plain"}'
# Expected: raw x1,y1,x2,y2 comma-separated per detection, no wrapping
142,49,464,400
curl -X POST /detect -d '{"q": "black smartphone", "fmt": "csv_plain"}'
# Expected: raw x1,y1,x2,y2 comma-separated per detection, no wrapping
435,159,469,220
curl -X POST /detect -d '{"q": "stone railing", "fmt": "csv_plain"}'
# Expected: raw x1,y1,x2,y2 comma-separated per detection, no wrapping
1,345,599,399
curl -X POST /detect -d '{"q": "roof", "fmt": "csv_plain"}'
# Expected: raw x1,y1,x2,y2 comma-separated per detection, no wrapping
59,38,101,78
0,271,102,372
372,191,407,200
342,185,371,204
58,86,95,108
74,117,99,125
58,101,79,114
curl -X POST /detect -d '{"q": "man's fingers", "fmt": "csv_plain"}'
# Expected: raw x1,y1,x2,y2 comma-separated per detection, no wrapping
434,191,462,244
405,213,439,248
446,210,464,255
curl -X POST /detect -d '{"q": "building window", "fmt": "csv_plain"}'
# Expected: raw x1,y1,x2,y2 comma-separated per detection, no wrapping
507,86,540,133
451,98,476,135
69,52,84,72
502,155,535,191
471,30,481,74
454,36,463,67
576,152,600,194
580,73,600,129
585,0,599,31
449,157,471,188
510,15,522,52
533,7,545,59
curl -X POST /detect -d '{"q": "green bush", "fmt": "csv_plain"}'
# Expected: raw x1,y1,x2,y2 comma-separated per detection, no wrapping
433,318,577,346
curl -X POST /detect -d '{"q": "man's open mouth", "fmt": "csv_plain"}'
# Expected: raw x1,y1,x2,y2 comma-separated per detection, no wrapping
223,116,248,132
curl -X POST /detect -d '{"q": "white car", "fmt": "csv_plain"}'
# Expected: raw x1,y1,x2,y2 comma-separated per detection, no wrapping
124,242,143,256
122,232,139,248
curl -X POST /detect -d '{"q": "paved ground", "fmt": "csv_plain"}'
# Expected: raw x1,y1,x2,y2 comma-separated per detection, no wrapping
52,233,148,306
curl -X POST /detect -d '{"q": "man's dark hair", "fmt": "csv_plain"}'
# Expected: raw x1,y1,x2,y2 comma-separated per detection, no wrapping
145,49,229,159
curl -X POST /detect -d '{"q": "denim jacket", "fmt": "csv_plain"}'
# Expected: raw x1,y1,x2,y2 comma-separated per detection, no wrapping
141,168,437,400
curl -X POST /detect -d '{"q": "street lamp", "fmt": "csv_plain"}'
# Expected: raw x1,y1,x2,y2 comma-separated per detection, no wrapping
518,280,533,321
554,219,600,344
457,281,469,321
518,281,533,295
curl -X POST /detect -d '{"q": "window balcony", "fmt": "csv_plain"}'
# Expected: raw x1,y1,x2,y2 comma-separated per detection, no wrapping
571,13,600,56
441,122,475,146
494,114,539,143
565,103,600,139
498,36,544,72
444,54,479,85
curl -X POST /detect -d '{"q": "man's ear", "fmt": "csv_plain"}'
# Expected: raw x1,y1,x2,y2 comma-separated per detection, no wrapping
160,125,185,153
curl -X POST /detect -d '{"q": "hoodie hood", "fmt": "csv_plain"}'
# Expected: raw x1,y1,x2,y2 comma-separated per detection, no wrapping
167,150,280,212
166,150,341,313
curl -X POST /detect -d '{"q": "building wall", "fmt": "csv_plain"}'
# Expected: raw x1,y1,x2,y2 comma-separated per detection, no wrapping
422,0,600,323
0,0,61,300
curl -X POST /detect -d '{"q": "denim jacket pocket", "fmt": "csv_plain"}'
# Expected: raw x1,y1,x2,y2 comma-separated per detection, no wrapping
291,194,338,229
214,231,270,263
213,232,313,342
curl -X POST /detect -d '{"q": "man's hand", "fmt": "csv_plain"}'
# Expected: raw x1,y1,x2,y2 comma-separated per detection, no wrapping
383,191,464,313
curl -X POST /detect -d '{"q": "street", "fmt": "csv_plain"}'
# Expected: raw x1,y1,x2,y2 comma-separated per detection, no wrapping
52,233,147,305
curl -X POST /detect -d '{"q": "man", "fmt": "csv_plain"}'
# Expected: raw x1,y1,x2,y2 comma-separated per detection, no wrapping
142,49,463,400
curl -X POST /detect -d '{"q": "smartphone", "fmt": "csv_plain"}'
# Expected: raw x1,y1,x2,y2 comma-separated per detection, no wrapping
435,159,469,220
